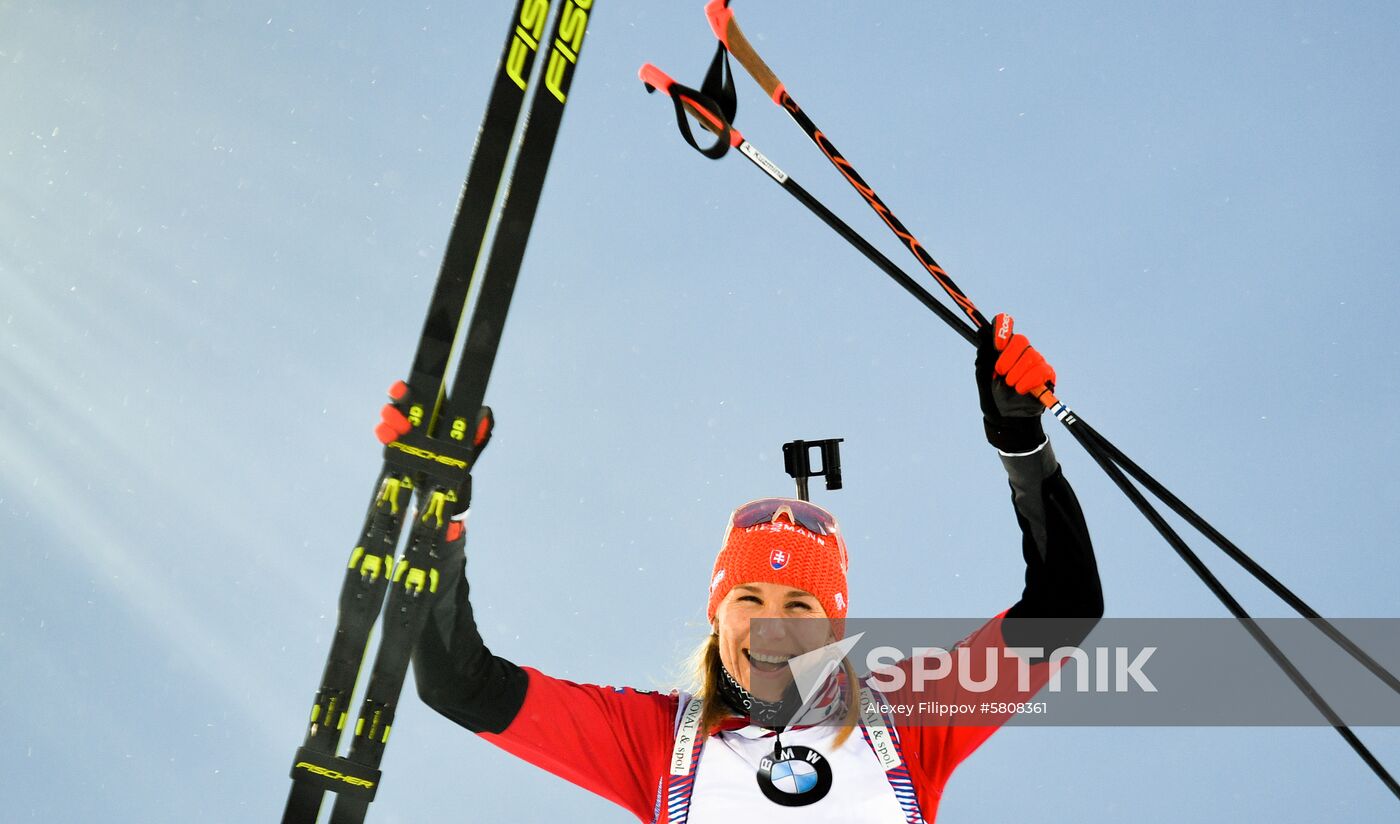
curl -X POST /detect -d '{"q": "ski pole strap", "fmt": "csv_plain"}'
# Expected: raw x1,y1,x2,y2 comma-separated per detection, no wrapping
639,63,742,160
701,41,738,125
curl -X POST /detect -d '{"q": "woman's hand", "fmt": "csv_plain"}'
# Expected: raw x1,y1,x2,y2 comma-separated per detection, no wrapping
373,379,493,517
975,313,1057,453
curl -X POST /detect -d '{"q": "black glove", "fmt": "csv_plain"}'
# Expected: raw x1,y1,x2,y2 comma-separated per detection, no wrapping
975,313,1055,453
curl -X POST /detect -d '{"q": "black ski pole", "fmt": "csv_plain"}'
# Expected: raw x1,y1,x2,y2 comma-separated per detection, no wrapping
1062,422,1400,800
1078,418,1400,695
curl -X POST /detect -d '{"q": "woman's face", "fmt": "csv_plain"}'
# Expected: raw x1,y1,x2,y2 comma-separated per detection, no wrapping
713,581,832,702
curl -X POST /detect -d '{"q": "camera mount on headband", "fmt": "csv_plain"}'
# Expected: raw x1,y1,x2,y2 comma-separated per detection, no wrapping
782,438,843,502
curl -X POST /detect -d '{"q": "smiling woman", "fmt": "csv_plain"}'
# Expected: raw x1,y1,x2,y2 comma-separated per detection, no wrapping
695,502,862,748
409,315,1104,821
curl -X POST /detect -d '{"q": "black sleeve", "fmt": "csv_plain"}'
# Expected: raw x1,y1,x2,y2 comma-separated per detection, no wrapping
998,439,1105,653
412,554,529,734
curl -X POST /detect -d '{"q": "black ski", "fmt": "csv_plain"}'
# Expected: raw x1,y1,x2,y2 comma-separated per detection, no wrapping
282,1,564,821
327,0,596,819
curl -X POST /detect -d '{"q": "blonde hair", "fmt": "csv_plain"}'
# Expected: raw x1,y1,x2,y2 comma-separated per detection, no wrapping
686,632,861,749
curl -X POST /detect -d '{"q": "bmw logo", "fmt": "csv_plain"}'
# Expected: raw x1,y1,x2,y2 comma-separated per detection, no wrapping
756,745,833,806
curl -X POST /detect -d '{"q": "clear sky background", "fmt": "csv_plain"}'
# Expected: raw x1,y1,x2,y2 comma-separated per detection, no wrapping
3,1,1398,821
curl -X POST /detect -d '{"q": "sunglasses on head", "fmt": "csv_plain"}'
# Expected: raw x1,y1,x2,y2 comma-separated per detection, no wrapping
727,498,841,538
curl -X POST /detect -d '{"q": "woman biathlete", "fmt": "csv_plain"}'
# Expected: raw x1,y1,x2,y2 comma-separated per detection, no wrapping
397,314,1103,821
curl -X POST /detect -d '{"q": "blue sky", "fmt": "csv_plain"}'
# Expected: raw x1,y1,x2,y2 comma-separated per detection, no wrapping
3,1,1397,821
